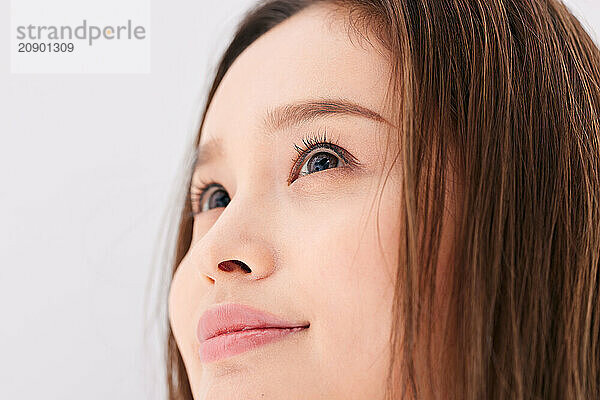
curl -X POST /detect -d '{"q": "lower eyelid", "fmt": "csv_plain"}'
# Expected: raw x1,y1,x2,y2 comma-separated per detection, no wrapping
289,167,362,202
297,164,356,186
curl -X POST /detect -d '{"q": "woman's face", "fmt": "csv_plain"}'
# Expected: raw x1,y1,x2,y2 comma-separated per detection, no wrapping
169,5,402,399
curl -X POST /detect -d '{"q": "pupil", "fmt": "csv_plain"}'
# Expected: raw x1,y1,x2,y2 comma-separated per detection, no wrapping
209,190,230,209
310,152,338,173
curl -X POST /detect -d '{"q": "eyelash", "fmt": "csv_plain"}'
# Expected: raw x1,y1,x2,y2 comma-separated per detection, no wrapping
189,178,219,215
189,129,361,215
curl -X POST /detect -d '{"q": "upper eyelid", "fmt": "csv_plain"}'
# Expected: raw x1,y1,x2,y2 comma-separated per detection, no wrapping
190,131,343,178
194,98,391,172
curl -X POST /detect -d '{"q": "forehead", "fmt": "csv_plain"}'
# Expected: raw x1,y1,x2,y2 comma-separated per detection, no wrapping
200,4,392,144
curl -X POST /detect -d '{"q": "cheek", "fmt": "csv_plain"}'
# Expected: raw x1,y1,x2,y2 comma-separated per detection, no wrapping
168,265,189,341
284,178,401,396
168,258,206,377
168,265,190,348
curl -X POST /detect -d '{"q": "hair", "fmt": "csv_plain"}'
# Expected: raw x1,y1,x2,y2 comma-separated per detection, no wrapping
164,0,600,398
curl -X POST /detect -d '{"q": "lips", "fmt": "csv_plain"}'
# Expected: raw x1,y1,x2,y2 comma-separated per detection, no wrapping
197,303,309,342
196,303,310,362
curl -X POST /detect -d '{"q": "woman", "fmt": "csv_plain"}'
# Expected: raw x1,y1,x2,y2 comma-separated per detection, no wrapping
165,0,600,398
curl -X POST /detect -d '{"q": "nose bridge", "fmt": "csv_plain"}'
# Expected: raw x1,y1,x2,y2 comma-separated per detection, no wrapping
188,188,278,284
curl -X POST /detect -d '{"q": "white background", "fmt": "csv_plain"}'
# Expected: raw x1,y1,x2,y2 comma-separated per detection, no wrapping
1,1,598,399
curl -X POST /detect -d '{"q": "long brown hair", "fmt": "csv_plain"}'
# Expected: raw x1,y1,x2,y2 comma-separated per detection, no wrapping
163,0,600,398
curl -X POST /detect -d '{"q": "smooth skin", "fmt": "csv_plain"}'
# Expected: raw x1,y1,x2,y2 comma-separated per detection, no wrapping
168,4,455,399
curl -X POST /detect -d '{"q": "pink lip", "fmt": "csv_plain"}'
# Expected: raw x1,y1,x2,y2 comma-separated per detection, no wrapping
197,303,309,363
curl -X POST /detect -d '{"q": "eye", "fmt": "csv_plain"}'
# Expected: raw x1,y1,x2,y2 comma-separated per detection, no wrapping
288,130,361,185
298,150,343,176
190,182,230,215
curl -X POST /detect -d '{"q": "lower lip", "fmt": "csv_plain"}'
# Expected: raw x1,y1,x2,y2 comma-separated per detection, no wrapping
198,326,307,363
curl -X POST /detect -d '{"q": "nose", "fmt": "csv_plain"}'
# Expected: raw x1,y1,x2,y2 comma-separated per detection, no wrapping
186,200,278,285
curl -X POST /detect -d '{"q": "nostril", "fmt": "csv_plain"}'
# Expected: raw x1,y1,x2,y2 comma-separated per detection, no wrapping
217,261,235,272
235,260,252,273
218,260,252,273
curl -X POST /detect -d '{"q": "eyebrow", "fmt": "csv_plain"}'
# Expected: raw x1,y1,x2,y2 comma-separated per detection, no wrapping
193,98,390,170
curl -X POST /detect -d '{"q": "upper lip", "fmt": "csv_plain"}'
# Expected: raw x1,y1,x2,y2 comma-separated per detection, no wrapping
197,303,310,342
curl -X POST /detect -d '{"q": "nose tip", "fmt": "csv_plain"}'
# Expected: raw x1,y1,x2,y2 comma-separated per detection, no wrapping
218,260,252,273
